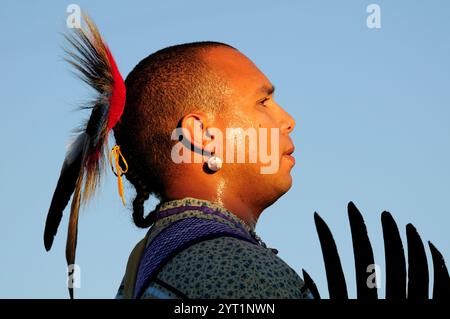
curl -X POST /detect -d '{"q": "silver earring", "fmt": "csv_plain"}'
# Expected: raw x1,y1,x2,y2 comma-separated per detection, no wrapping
207,153,222,172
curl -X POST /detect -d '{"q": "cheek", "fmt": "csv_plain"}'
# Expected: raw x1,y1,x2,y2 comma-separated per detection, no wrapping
220,106,279,164
256,108,279,131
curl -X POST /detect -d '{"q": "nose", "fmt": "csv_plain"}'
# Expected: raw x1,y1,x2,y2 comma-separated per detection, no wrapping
281,110,296,134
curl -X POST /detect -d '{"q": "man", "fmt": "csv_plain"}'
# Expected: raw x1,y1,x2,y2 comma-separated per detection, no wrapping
44,15,309,299
114,43,308,299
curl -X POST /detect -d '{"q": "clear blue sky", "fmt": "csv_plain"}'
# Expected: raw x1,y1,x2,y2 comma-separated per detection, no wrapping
1,1,449,298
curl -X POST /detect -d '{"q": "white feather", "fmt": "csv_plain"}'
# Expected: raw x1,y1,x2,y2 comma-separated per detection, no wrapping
62,133,88,170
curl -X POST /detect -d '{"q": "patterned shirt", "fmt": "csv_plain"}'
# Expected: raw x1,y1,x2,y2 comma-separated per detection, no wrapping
116,197,312,299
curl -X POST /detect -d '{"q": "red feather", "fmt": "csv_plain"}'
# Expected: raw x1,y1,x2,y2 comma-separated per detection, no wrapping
105,46,126,130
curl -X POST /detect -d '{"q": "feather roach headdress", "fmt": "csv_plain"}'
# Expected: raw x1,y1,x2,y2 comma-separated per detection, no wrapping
43,13,126,298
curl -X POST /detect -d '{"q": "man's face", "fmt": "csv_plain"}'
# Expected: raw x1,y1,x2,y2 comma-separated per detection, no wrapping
203,47,296,206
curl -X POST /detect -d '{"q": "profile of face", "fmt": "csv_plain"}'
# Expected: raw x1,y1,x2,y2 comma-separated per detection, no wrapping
179,46,296,209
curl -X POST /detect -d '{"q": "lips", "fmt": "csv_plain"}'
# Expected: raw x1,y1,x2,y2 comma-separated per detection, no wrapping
283,146,295,165
283,146,295,156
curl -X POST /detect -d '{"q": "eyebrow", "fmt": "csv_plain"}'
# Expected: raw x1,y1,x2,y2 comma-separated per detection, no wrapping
257,84,275,96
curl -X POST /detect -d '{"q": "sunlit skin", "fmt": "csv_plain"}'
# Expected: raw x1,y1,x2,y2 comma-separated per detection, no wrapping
163,46,296,229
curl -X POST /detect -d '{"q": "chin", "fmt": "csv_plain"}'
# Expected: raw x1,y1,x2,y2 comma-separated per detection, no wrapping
278,160,294,190
271,173,293,200
280,174,293,192
263,177,293,208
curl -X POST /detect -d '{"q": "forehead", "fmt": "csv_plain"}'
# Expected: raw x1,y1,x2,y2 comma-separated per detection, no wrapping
201,47,271,97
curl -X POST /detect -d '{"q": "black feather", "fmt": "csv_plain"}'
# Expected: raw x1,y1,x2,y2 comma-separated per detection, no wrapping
381,211,407,299
348,201,378,299
406,223,429,299
302,269,321,299
314,212,348,299
428,241,450,300
43,142,84,251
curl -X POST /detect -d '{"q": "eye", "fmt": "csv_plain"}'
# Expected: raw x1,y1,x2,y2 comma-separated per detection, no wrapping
258,97,270,107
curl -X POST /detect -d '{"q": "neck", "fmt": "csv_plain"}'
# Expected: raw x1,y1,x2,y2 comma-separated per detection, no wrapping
163,177,263,229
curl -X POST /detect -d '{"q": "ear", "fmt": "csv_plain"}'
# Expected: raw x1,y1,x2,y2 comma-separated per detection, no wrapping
180,112,215,155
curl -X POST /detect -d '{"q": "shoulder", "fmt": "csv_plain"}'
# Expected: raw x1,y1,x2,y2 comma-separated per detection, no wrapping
154,236,307,299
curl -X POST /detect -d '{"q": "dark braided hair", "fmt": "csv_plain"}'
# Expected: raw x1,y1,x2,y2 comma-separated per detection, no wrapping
113,41,234,228
124,153,155,228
